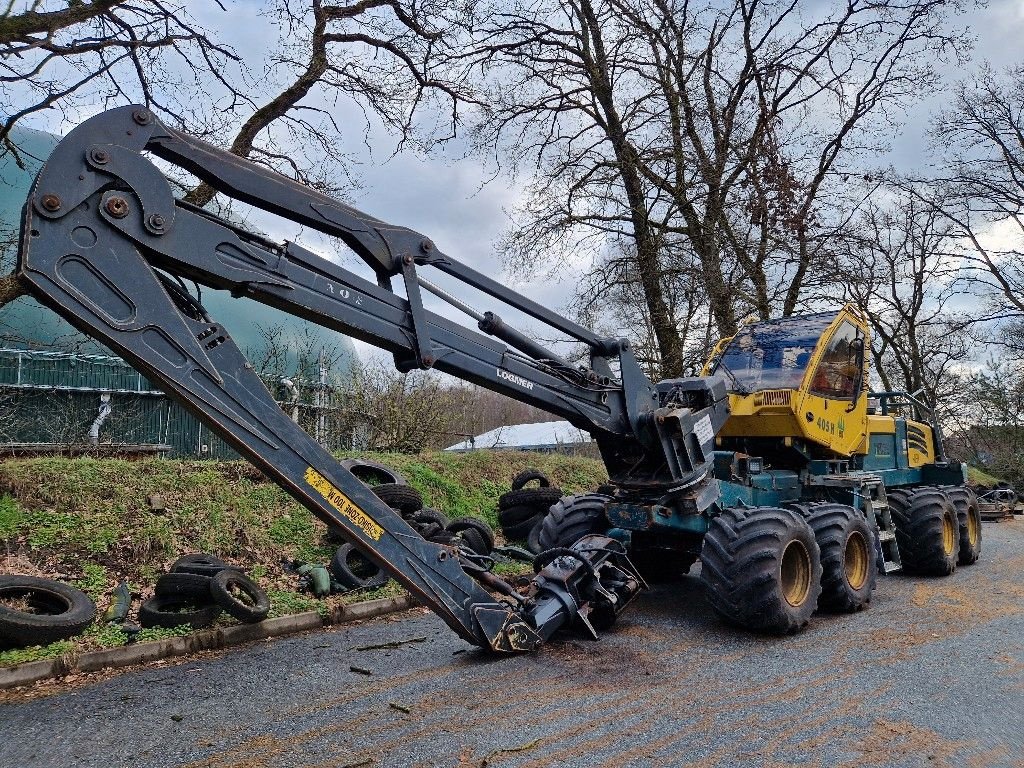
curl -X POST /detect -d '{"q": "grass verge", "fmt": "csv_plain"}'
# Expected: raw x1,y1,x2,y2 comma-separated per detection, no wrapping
0,450,605,666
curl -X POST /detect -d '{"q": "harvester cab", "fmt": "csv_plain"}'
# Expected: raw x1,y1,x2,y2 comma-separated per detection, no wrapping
702,303,956,484
704,303,871,459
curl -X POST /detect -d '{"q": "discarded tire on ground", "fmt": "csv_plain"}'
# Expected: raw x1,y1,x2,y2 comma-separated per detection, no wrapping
499,487,564,510
943,485,982,565
340,458,408,487
510,469,551,490
501,511,542,542
454,527,490,556
0,575,97,647
330,544,390,591
498,502,542,528
138,595,221,630
537,494,610,551
372,483,423,515
793,502,875,613
497,470,565,544
410,507,449,529
170,553,236,578
889,487,959,576
414,522,448,542
701,506,822,634
209,570,271,623
154,572,214,599
447,517,495,553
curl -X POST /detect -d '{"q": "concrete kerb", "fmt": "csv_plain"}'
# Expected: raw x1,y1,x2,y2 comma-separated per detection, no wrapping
0,593,419,691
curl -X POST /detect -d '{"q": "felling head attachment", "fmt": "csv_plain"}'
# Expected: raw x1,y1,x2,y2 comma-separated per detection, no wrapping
524,535,647,642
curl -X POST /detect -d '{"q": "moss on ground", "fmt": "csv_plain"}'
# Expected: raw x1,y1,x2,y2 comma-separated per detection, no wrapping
0,451,605,666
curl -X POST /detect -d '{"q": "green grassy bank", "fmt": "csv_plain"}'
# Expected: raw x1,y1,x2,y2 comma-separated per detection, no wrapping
0,451,607,666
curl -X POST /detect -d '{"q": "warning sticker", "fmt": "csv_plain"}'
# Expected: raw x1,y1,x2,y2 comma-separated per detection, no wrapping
695,414,715,447
303,467,383,541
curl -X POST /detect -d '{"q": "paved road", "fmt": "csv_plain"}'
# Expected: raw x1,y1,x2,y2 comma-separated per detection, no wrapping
2,520,1023,768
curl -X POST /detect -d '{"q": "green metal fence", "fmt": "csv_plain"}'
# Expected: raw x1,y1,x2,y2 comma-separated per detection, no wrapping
0,348,237,459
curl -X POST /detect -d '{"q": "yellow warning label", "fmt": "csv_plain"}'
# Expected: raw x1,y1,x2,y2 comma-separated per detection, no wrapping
303,466,383,541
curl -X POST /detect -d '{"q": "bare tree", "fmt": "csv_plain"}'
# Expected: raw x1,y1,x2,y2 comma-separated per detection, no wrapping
339,358,551,452
183,0,474,208
1,1,239,163
1,1,238,309
469,0,972,376
927,62,1024,326
1,0,473,311
836,186,972,414
572,242,715,377
946,355,1024,487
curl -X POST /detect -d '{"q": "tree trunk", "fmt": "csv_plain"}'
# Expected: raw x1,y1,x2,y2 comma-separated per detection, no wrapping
579,0,683,377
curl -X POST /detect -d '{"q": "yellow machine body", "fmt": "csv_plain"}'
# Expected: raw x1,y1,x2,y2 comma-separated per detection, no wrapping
704,304,937,462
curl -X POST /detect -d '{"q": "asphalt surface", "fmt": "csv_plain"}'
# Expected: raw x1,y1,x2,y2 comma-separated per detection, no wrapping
2,520,1023,768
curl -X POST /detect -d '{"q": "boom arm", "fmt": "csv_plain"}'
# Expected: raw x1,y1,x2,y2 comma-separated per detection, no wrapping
17,106,726,651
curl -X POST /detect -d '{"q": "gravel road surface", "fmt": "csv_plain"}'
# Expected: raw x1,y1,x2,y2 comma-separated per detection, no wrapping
2,520,1023,768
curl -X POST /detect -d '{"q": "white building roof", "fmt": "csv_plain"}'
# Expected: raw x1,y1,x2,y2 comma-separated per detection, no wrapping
446,420,592,451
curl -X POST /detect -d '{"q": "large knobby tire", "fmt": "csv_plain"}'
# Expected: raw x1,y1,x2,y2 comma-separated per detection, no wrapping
793,502,876,613
700,506,822,634
526,520,544,554
537,494,610,551
943,485,982,565
888,487,959,576
0,576,97,647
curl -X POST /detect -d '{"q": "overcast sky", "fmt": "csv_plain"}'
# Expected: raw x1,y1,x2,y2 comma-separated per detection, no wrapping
15,0,1024,365
188,0,1024,362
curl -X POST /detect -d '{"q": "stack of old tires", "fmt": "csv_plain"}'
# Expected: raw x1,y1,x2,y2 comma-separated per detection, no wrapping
142,554,270,629
371,483,494,554
497,471,565,553
328,478,496,591
0,575,97,649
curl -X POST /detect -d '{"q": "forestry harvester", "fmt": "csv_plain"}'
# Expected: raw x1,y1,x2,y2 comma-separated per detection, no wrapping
16,107,978,652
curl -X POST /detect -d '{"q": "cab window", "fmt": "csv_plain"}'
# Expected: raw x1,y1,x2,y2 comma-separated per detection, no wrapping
714,314,833,392
810,322,862,399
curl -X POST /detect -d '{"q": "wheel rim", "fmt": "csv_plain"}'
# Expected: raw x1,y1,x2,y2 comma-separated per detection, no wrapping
967,507,980,547
844,531,869,591
781,540,811,607
941,511,956,555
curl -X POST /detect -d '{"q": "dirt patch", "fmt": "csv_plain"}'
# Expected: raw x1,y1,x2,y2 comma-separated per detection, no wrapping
544,635,659,680
839,718,1009,768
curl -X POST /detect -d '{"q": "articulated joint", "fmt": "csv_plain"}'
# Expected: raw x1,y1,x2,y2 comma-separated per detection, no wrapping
591,337,627,357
